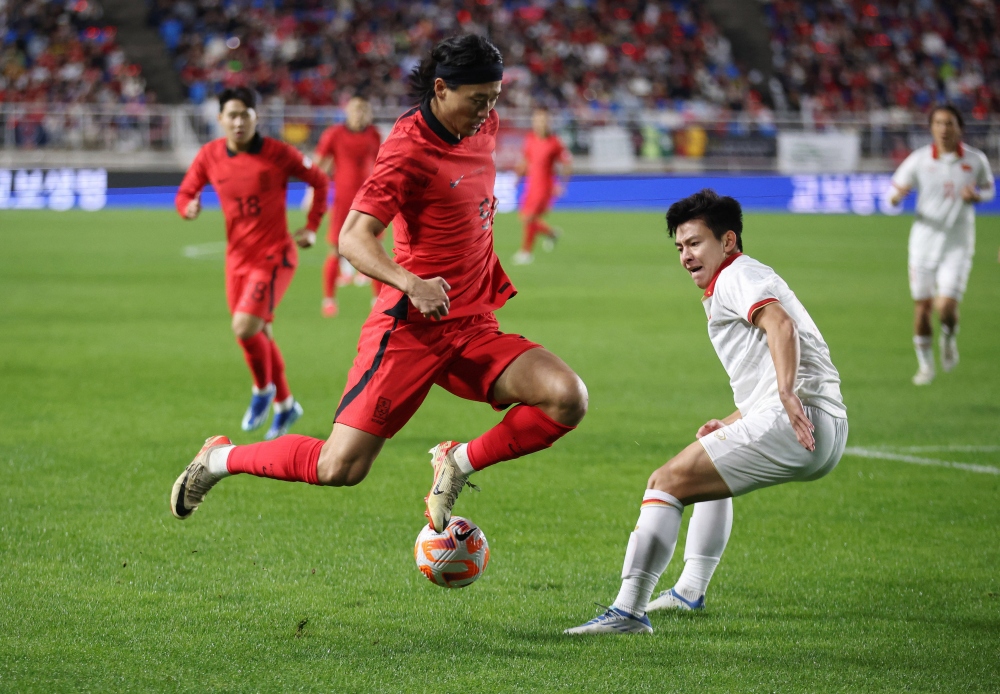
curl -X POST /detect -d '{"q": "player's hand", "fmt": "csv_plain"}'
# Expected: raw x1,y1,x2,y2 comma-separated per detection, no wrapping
407,276,451,320
961,185,980,203
888,185,909,207
293,227,316,248
184,194,201,220
780,391,815,451
696,419,727,439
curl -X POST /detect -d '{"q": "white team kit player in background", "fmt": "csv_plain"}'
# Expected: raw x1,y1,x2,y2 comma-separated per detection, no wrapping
566,189,848,635
888,104,995,386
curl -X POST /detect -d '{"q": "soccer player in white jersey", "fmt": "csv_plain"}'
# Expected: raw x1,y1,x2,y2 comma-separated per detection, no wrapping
565,189,848,635
887,105,995,386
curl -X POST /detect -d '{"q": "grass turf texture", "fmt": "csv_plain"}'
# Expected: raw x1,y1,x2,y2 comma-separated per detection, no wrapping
1,207,999,693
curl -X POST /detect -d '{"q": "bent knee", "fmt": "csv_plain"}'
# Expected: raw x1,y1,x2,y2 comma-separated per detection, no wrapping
548,373,588,425
316,449,372,487
232,316,264,340
647,457,690,493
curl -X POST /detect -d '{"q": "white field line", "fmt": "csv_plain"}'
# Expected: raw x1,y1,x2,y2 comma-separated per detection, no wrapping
876,445,1000,453
182,242,226,259
844,447,1000,475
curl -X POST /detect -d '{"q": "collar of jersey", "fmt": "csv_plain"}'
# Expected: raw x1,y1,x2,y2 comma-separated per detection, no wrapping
227,133,264,157
420,99,461,146
702,252,743,299
931,142,964,159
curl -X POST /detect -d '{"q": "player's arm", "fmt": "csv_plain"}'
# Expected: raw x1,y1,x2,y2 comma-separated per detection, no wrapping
754,301,815,451
283,147,328,247
175,151,209,220
554,150,572,197
962,156,995,203
887,182,912,207
887,152,919,206
339,210,450,319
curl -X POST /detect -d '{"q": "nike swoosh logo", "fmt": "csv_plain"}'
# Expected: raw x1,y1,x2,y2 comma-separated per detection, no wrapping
454,529,474,541
449,175,465,188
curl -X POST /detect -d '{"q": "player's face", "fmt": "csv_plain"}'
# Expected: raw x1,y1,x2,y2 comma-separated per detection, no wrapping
532,110,550,136
674,219,736,290
218,99,257,147
436,80,502,137
346,98,372,131
930,110,961,152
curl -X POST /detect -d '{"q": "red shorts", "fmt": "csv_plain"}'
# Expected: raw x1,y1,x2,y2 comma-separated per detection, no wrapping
521,186,554,217
334,311,542,438
226,261,296,322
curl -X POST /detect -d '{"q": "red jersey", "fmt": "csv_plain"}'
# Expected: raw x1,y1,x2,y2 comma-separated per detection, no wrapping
176,134,328,273
352,103,515,322
315,124,381,199
522,132,569,196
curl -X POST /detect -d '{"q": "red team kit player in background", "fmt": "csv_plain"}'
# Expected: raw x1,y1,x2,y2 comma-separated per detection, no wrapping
311,95,383,317
175,87,328,441
171,36,588,534
512,108,571,265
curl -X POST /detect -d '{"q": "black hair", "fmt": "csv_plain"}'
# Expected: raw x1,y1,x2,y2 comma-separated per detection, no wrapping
928,103,964,129
408,34,503,102
218,87,256,112
666,189,744,252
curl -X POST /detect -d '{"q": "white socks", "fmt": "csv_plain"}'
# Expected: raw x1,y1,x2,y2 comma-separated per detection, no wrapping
207,445,235,478
452,443,474,476
913,335,933,371
252,383,274,396
673,498,733,601
273,395,295,413
612,490,683,617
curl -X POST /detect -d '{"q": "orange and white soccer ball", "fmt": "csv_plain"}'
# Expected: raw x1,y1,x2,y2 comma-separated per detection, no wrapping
414,516,490,588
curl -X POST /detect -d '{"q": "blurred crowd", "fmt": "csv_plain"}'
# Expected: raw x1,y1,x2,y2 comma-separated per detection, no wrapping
0,0,151,105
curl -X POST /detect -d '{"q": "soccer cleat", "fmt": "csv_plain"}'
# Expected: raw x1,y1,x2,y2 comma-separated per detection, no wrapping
425,441,477,532
541,227,562,252
564,606,653,635
265,400,304,440
646,587,706,612
940,336,959,372
242,384,276,431
911,366,935,386
512,250,534,265
170,435,232,520
322,298,338,318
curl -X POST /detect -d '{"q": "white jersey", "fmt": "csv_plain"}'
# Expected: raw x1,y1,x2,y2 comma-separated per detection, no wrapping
702,254,846,419
891,143,995,232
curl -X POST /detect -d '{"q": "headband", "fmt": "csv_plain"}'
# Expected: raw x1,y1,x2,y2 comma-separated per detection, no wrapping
434,61,504,85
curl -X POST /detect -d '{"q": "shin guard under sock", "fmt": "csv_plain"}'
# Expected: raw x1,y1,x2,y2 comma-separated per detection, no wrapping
226,434,322,484
466,404,574,471
238,332,272,389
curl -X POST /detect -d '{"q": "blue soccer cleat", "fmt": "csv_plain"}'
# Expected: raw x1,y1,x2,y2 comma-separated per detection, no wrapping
241,385,276,431
563,606,653,635
646,587,706,612
265,400,303,440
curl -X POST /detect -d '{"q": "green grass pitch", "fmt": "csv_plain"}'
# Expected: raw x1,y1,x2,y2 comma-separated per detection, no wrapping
1,206,999,692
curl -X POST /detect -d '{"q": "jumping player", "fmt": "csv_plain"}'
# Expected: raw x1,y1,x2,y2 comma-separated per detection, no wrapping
312,95,383,317
566,190,847,634
887,104,994,386
512,108,571,265
175,87,328,440
170,36,587,535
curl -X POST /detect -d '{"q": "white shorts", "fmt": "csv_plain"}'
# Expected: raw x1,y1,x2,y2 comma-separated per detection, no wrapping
699,405,848,496
908,221,975,301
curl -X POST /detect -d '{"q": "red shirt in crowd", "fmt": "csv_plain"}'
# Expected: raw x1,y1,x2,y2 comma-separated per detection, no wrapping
351,102,515,322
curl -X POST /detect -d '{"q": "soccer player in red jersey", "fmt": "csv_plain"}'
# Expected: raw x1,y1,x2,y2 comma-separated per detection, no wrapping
512,108,571,265
175,87,328,440
312,95,383,317
171,37,588,536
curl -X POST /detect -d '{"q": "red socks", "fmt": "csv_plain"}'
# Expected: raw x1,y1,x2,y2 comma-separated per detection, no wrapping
227,434,322,484
466,404,575,471
323,255,339,299
238,332,272,389
270,338,290,402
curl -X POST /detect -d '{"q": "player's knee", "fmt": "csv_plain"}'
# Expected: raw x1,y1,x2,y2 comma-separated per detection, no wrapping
316,446,372,487
547,372,588,425
647,457,689,495
232,315,263,340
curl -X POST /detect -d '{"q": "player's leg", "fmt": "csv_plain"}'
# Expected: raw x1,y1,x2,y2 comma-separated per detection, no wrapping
514,212,538,265
323,203,349,316
935,246,971,373
908,224,938,385
231,307,275,431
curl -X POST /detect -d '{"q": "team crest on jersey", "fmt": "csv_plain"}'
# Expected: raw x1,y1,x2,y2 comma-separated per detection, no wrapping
372,397,391,424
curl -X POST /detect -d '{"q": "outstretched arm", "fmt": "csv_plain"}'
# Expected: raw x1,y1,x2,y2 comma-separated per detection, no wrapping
339,210,451,320
176,152,208,220
754,302,815,451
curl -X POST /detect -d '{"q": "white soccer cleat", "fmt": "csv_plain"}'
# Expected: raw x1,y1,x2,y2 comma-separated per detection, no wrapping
564,606,653,635
646,587,706,612
541,227,562,252
912,366,935,386
425,441,475,533
170,435,232,520
940,337,959,373
512,250,534,265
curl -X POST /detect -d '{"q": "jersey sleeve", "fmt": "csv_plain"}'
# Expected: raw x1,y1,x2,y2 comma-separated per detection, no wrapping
175,147,210,218
714,263,780,324
351,134,434,226
976,152,996,203
278,142,328,231
556,137,571,163
891,150,920,191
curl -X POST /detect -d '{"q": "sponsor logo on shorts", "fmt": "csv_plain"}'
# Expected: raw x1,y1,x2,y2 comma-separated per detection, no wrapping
372,396,391,424
714,431,727,440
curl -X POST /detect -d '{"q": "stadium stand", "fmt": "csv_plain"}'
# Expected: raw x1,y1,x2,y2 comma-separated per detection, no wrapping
0,0,151,105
